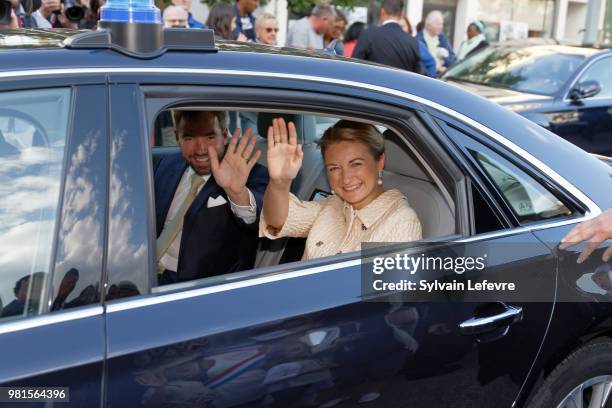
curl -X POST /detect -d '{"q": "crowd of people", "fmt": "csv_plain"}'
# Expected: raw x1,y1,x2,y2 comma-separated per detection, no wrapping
0,0,489,77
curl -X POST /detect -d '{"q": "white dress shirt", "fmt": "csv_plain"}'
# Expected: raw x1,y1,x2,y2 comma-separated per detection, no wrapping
159,167,256,272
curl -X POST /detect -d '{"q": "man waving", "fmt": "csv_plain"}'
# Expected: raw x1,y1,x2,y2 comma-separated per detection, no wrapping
155,110,268,284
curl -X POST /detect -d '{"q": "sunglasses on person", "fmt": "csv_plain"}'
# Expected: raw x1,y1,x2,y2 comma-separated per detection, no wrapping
265,27,279,33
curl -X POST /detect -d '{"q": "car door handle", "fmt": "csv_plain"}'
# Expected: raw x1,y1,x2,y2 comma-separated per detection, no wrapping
459,305,523,335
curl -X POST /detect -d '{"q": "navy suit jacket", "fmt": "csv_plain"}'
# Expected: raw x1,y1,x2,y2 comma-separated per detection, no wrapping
353,22,422,73
154,153,269,282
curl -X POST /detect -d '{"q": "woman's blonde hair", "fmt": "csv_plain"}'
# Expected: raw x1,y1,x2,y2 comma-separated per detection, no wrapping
319,120,385,160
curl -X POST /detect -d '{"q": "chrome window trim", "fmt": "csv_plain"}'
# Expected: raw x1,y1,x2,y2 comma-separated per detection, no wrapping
563,54,612,103
108,258,361,313
0,67,599,314
108,215,584,313
0,306,103,335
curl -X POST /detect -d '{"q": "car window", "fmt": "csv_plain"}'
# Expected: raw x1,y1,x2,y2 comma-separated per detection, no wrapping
473,149,571,223
444,122,573,226
577,57,612,98
0,88,71,321
146,107,456,293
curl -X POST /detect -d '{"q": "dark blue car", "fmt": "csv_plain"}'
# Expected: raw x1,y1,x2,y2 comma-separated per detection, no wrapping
0,25,611,408
443,42,612,156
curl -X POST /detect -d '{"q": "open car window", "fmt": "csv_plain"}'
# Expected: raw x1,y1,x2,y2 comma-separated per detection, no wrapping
144,106,460,294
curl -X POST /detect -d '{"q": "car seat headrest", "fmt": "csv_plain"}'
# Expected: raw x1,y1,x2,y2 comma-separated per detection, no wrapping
382,129,428,180
257,113,300,139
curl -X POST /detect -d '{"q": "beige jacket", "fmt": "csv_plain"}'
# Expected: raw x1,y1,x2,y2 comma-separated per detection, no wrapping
260,189,422,260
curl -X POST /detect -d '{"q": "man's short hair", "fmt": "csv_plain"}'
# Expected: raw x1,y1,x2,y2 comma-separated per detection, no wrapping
425,10,443,25
255,12,277,31
311,4,335,19
381,0,403,16
173,110,228,135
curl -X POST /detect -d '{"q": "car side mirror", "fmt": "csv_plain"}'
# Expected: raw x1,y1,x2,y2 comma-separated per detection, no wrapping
569,80,601,102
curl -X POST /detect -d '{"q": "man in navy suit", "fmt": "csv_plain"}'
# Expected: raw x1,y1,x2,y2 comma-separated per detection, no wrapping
352,0,422,73
155,110,269,284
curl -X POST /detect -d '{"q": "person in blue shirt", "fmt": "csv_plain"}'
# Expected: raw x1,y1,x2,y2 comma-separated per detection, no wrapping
417,10,456,76
399,15,436,77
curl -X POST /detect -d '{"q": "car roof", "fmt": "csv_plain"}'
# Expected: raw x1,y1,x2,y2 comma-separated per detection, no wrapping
1,28,610,208
0,28,341,58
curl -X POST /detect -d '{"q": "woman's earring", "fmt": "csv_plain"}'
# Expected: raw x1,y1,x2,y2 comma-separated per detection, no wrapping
331,189,335,195
378,171,383,186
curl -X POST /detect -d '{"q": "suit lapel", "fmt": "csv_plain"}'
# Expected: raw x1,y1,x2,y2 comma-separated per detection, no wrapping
184,176,224,224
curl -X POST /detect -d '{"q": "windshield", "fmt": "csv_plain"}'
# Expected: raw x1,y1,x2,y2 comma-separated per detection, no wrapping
443,46,585,96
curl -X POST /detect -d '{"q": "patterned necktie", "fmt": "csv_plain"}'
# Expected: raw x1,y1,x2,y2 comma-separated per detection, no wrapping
157,173,206,268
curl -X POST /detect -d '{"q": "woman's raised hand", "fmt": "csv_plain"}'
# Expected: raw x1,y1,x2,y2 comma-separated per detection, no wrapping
267,118,303,183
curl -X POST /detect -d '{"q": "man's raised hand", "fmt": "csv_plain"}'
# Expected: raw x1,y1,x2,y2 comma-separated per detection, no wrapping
209,127,261,204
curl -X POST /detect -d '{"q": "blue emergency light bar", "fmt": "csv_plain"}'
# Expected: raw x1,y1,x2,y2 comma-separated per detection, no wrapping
99,0,161,23
64,0,215,58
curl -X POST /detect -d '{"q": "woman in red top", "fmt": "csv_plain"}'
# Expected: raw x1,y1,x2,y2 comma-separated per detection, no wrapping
343,21,365,57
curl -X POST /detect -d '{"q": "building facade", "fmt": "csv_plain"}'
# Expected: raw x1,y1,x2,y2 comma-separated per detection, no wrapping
406,0,611,50
190,0,610,49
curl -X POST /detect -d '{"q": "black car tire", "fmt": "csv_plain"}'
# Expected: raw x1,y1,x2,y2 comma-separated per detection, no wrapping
527,340,612,408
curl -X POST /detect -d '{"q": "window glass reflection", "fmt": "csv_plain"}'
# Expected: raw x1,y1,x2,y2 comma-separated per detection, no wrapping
445,46,585,96
579,58,612,98
470,149,571,223
0,88,71,320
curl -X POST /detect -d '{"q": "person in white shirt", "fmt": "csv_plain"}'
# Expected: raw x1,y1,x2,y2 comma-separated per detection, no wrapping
17,0,56,28
456,20,489,61
286,4,335,50
154,110,269,284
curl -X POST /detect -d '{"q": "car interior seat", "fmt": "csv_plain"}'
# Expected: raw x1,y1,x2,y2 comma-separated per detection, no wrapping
382,129,455,238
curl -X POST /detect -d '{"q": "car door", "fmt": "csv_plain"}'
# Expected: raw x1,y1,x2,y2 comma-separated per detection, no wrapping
102,76,557,408
549,56,612,155
0,83,107,406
